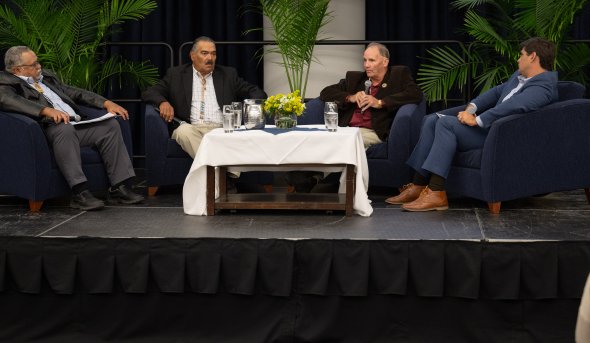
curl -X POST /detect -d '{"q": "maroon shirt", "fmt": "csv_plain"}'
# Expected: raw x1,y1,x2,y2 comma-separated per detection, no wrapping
348,84,380,129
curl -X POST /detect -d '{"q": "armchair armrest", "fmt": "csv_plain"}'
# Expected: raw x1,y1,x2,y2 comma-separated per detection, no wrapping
480,99,590,201
0,110,52,198
386,98,426,164
144,104,170,176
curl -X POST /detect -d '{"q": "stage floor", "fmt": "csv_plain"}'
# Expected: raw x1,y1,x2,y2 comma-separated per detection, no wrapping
2,181,589,241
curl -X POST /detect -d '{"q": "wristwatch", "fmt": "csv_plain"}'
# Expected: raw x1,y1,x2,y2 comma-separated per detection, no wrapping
377,99,383,109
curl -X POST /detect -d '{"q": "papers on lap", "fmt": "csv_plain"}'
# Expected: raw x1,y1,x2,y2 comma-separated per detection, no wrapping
70,112,117,126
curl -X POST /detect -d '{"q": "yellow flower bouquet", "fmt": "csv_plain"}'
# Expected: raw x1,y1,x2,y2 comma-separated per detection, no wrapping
264,90,306,129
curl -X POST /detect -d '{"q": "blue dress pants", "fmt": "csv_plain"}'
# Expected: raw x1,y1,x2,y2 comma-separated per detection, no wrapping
407,113,489,179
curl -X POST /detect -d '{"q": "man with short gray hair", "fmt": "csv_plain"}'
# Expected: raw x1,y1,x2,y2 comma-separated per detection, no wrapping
0,46,144,210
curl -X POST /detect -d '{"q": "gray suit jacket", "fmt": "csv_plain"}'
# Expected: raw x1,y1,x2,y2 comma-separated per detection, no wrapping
142,63,266,127
0,70,106,120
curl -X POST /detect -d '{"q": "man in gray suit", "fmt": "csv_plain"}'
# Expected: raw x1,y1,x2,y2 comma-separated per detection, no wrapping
0,46,144,211
386,37,558,211
142,36,266,158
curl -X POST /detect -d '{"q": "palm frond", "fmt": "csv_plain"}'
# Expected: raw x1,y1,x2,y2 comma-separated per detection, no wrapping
93,56,159,94
101,0,157,27
451,0,500,10
417,46,473,102
556,43,590,85
254,0,332,98
464,10,512,57
471,64,513,94
514,0,587,42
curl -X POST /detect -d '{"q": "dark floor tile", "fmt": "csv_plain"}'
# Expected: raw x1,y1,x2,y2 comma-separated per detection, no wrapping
0,205,83,237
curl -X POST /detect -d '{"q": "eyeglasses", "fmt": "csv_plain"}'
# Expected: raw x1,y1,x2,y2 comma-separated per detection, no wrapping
17,61,41,68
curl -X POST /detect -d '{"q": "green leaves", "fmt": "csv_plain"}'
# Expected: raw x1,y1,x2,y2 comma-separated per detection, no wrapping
417,46,471,102
249,0,332,99
0,0,158,94
418,0,590,102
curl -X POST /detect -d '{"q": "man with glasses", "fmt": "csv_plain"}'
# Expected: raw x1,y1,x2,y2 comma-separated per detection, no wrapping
0,45,144,210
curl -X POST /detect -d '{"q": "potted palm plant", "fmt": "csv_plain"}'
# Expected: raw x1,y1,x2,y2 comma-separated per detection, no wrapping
245,0,332,99
0,0,159,94
417,0,590,103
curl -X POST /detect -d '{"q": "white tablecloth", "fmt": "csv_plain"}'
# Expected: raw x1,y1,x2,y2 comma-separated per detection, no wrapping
182,125,373,216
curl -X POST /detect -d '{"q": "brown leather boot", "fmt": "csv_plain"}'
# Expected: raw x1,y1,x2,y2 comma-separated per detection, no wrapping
385,183,426,205
402,187,448,211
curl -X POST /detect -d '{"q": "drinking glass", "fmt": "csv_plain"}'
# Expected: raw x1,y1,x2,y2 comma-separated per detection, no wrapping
243,103,265,130
231,102,242,129
324,102,338,132
222,105,234,133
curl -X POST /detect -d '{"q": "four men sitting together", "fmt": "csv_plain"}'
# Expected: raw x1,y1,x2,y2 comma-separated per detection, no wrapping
0,37,558,212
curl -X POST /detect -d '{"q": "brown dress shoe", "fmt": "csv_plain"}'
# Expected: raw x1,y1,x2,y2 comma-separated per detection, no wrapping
385,183,426,205
402,187,448,211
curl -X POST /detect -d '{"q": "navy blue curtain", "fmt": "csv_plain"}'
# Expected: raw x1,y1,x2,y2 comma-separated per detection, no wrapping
365,0,466,77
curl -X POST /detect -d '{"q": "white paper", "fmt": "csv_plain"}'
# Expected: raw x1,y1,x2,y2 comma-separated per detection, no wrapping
70,112,117,126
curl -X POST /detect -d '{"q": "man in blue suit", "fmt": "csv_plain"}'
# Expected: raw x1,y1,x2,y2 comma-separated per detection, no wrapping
386,37,558,211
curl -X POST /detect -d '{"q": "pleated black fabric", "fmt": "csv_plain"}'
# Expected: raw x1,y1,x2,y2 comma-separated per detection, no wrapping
1,237,590,300
1,237,589,342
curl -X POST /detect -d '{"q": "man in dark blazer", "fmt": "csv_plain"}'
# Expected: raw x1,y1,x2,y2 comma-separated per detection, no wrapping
386,37,558,211
142,36,266,158
320,42,422,149
0,46,144,210
285,42,422,193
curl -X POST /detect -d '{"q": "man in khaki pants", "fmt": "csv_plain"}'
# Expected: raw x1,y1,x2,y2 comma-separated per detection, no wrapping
142,36,266,158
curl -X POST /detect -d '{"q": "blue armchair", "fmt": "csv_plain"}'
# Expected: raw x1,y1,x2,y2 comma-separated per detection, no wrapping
144,105,272,195
300,97,427,188
445,81,590,214
0,106,133,211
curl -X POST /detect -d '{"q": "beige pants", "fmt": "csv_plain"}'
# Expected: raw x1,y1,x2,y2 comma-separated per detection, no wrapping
172,123,240,177
171,123,219,158
359,128,383,150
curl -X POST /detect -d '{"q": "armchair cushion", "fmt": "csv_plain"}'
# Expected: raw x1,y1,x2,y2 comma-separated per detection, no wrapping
0,105,133,208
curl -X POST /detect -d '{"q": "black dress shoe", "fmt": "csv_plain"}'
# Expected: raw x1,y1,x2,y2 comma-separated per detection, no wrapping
107,184,145,204
285,171,322,193
70,190,105,211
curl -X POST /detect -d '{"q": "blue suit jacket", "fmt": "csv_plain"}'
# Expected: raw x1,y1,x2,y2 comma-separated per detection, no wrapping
472,70,558,129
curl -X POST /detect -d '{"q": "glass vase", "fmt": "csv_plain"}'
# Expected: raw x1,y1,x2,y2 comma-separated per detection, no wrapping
274,112,297,129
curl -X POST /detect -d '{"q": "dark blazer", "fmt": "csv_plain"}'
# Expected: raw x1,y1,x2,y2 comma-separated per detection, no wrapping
142,63,266,127
471,70,559,129
319,65,422,141
0,70,106,120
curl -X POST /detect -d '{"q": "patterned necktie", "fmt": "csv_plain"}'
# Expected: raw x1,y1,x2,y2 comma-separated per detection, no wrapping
33,82,44,93
199,76,206,122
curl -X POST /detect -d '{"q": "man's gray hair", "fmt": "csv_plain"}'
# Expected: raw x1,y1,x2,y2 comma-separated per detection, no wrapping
191,36,216,52
367,42,390,59
4,46,31,73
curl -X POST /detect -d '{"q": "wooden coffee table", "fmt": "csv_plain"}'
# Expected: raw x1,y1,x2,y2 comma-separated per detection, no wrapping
207,164,355,216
